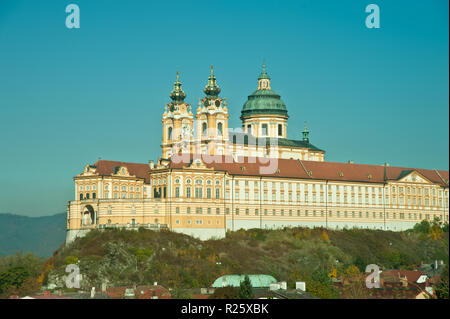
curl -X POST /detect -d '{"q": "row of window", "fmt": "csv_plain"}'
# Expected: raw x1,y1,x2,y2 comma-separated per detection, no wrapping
151,179,448,200
80,192,141,200
105,205,448,222
392,197,446,207
175,187,221,199
105,214,449,228
79,185,96,191
244,123,283,136
80,193,96,200
392,186,443,197
79,185,141,192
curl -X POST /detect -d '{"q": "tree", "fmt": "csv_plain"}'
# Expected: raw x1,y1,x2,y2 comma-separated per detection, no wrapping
307,269,339,299
339,265,370,299
353,256,366,273
238,275,254,299
436,264,449,299
413,220,430,234
0,266,30,294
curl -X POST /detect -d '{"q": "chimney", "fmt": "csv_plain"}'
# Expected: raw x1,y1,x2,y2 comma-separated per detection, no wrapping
149,160,154,169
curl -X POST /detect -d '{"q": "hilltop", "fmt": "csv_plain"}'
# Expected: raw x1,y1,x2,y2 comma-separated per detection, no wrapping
42,224,449,298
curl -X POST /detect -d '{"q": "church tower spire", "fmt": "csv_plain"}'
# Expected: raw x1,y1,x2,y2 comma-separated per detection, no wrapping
196,65,229,155
162,72,194,158
203,65,221,98
302,121,310,143
169,71,186,105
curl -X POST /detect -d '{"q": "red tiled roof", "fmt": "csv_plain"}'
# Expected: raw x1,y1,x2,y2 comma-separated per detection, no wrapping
167,154,449,186
105,287,127,299
87,155,448,187
93,160,150,183
383,270,427,283
135,285,171,299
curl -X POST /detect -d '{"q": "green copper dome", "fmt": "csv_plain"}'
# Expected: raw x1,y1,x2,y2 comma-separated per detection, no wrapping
241,89,288,117
241,66,288,118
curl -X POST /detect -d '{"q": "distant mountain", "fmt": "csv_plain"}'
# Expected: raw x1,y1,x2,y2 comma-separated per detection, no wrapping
0,213,66,258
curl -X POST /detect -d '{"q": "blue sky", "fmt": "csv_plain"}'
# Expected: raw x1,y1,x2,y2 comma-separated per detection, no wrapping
0,0,448,217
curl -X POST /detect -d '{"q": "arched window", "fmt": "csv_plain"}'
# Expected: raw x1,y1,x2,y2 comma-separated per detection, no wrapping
278,124,283,136
202,122,207,136
244,135,248,145
168,127,173,140
262,124,268,136
217,122,223,136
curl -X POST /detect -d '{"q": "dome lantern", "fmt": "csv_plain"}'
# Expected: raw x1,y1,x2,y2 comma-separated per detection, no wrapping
203,65,221,98
169,72,186,104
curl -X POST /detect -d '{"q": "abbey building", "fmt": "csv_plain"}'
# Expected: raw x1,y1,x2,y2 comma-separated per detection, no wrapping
66,66,449,243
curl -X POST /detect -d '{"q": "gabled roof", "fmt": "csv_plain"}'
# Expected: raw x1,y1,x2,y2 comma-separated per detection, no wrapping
384,166,448,186
91,160,150,183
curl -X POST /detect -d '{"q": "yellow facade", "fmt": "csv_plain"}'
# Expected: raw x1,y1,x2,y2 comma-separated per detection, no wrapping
66,67,449,243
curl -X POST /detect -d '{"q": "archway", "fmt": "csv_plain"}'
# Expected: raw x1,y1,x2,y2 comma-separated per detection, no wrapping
82,205,96,226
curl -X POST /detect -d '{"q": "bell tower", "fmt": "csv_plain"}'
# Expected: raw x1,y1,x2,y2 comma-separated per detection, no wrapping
161,72,194,158
195,66,229,155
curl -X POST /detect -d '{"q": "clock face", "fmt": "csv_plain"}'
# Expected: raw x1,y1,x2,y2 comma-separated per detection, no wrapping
215,100,221,107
